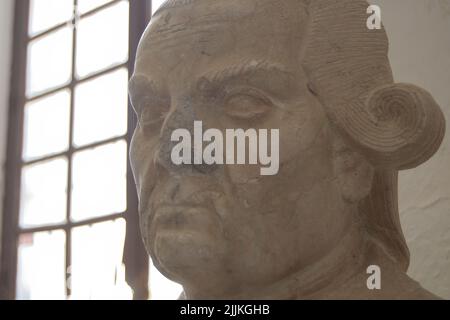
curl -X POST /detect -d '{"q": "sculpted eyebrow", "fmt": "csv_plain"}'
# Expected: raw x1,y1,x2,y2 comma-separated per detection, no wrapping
199,61,293,85
196,61,296,99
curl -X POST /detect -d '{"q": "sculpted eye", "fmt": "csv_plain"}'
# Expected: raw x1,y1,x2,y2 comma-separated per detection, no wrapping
138,97,170,128
140,106,169,127
224,92,272,120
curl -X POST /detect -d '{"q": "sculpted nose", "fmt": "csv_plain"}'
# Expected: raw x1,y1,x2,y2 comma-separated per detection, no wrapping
157,101,218,175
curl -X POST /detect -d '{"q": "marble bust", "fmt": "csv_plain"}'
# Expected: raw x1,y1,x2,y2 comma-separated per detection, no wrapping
128,0,446,299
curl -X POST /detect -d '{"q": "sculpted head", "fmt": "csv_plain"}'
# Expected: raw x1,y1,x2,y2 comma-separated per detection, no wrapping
129,0,445,299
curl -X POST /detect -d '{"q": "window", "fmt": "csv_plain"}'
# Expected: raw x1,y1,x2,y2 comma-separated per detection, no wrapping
1,0,182,300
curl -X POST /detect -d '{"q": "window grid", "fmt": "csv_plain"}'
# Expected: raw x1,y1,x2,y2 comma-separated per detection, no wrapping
0,0,152,300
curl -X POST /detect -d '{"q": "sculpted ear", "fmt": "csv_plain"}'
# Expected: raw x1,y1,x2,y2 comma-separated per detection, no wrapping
332,135,374,203
302,0,445,170
329,84,446,171
329,83,445,203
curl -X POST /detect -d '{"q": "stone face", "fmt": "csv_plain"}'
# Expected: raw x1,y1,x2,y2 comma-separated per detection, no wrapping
128,0,446,299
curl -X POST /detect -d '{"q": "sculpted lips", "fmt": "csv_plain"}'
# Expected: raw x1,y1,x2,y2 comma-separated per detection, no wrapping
153,205,217,233
144,188,224,239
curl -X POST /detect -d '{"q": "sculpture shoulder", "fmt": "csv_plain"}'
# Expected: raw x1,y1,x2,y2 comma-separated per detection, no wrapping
373,264,442,300
403,286,442,300
388,272,441,300
334,243,444,300
324,268,442,300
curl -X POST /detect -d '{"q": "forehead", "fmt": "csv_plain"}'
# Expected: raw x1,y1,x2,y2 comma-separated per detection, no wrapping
134,0,307,82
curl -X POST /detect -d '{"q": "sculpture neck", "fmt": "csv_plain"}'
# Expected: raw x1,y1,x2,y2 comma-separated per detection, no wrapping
181,221,370,300
240,224,369,299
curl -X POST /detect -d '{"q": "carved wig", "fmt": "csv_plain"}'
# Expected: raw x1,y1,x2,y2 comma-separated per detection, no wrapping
301,0,445,270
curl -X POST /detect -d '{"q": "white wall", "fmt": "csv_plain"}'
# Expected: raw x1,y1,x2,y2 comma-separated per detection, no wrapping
0,0,14,264
370,0,450,299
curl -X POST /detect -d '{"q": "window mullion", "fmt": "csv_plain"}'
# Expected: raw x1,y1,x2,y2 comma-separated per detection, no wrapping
64,0,79,299
0,0,31,300
123,0,152,300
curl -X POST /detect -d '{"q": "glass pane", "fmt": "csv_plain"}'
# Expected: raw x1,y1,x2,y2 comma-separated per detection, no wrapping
23,90,71,161
16,231,66,300
149,260,183,300
74,69,128,147
27,26,73,96
70,219,132,299
152,0,166,15
29,0,74,36
76,1,129,78
20,158,68,228
71,140,127,222
77,0,114,15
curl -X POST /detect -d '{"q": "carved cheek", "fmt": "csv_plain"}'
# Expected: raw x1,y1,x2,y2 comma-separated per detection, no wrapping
277,103,321,165
129,131,145,188
130,129,159,186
